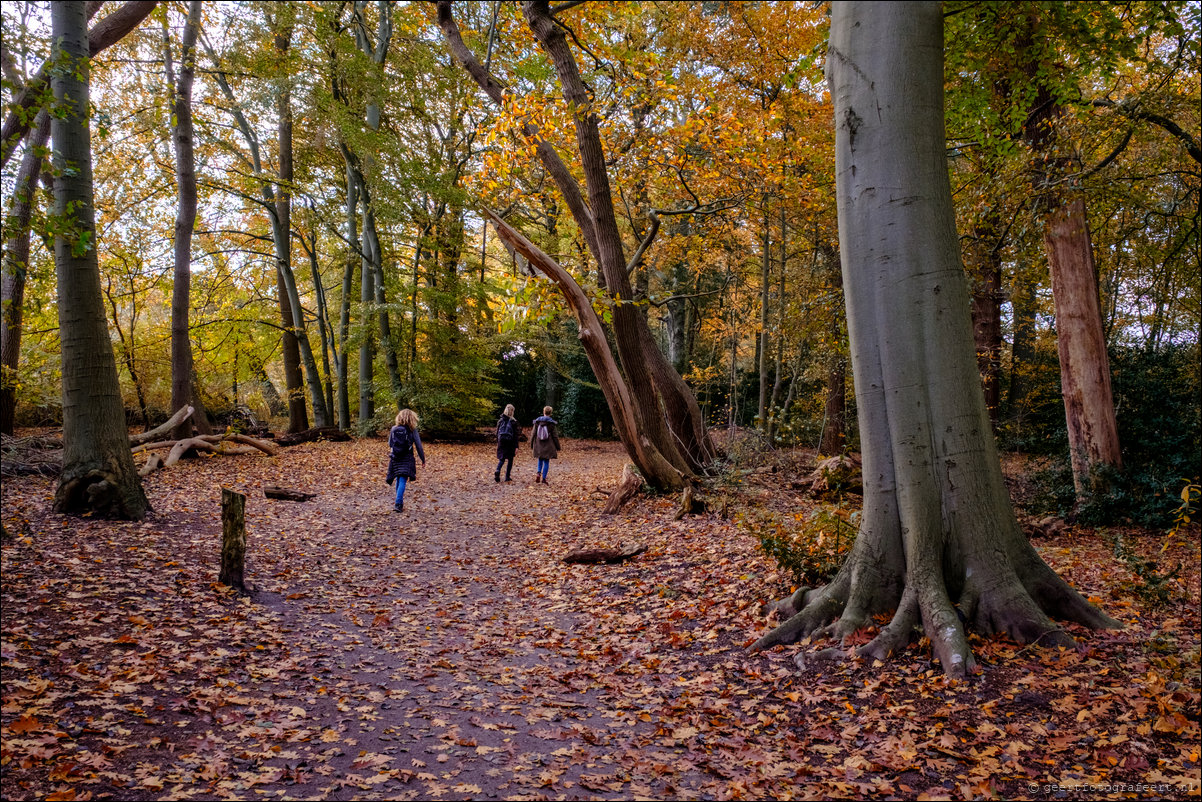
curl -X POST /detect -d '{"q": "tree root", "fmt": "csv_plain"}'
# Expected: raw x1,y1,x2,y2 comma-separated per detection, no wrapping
749,585,847,653
858,586,919,662
54,467,147,520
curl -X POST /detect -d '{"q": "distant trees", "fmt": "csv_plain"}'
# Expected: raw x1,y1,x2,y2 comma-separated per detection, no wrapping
0,0,1193,528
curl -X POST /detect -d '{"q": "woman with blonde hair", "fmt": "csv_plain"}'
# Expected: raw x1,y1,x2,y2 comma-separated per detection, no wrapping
386,409,425,512
494,403,520,482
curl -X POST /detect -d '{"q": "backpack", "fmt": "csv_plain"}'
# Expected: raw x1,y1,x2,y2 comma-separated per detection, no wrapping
389,425,411,456
537,422,550,441
498,417,518,445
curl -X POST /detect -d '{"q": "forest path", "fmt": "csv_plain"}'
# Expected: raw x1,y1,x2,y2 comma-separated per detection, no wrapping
3,437,1198,801
2,437,780,801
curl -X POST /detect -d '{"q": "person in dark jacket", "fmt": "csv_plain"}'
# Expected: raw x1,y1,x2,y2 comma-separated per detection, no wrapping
386,409,425,512
530,406,561,484
495,403,521,483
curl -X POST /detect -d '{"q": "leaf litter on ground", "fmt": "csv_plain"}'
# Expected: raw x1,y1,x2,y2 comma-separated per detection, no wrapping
1,437,1199,800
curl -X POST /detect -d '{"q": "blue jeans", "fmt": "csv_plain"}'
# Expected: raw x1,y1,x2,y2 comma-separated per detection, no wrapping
393,476,408,506
537,458,549,479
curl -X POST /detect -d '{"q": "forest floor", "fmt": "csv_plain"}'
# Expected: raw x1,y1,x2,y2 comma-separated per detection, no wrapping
1,435,1199,801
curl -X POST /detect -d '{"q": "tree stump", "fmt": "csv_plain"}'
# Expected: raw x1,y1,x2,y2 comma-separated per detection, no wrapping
601,463,642,514
219,489,247,592
673,482,707,520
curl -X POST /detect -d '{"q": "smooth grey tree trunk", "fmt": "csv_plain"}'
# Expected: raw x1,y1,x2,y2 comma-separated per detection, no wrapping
753,0,1115,676
50,1,149,519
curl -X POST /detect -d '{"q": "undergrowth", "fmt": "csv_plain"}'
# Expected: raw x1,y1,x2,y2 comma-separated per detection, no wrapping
742,503,858,587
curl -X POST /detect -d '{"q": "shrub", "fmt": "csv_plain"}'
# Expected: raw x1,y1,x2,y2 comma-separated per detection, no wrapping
744,504,858,587
1024,344,1200,527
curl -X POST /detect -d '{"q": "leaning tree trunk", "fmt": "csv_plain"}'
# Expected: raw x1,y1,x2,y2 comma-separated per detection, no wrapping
753,0,1115,677
168,0,202,442
1,111,50,436
520,0,713,474
437,1,702,485
50,0,149,519
485,210,683,489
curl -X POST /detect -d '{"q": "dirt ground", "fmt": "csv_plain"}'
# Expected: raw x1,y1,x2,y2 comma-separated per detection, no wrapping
2,437,1199,800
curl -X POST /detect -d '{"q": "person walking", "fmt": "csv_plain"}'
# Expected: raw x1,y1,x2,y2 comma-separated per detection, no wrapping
494,403,521,482
386,409,425,512
530,406,561,484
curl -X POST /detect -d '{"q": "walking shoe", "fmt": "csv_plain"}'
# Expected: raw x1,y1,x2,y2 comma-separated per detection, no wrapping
394,503,403,512
534,474,541,483
505,476,512,482
494,471,500,483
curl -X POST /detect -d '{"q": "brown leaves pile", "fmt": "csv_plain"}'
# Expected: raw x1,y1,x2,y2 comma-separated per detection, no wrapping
2,438,1199,800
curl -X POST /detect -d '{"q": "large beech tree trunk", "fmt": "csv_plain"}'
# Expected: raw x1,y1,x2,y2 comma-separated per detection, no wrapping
50,1,149,519
753,1,1116,677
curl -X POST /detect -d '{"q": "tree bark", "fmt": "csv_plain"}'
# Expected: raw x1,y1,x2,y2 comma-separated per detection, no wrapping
754,1,1116,677
272,11,330,431
168,0,203,441
602,462,643,514
1044,199,1123,495
50,1,149,520
1016,12,1122,499
436,1,714,482
758,198,772,429
817,356,847,456
220,488,247,591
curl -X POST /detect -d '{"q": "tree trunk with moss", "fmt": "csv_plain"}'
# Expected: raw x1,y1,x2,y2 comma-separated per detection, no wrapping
752,1,1116,677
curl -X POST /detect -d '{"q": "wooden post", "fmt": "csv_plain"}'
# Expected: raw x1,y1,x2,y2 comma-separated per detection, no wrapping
220,488,246,591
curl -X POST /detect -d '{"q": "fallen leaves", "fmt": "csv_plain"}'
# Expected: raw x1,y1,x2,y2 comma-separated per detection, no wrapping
2,438,1200,801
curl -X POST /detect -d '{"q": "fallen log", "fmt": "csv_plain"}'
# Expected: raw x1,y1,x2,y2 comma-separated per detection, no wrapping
165,436,218,466
276,426,351,447
136,432,278,475
263,485,316,502
601,463,642,514
137,453,163,477
129,405,194,447
562,543,647,565
0,461,61,477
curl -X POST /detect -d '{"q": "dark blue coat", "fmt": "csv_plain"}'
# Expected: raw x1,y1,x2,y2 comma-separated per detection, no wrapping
496,415,520,459
386,425,425,484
